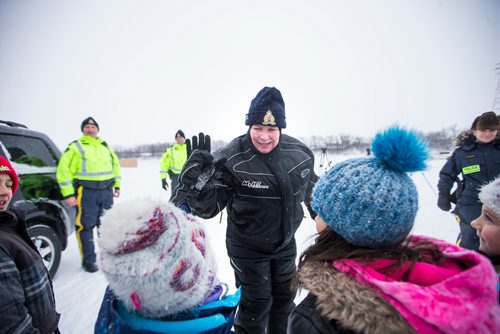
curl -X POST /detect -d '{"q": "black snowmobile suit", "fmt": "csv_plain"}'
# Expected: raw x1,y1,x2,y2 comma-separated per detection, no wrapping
193,132,318,252
190,131,318,333
438,132,500,250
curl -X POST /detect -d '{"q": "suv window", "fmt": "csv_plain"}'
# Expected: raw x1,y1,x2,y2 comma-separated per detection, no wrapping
0,133,59,168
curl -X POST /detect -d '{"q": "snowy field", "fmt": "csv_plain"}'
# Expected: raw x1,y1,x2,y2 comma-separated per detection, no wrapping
52,153,459,333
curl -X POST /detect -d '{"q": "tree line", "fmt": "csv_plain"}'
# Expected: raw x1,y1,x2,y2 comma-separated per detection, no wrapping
114,126,461,158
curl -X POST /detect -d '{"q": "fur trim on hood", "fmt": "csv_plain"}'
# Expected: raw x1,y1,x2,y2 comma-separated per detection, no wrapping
298,261,415,334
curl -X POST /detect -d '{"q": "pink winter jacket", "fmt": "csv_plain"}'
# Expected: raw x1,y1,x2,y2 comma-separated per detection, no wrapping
333,235,500,334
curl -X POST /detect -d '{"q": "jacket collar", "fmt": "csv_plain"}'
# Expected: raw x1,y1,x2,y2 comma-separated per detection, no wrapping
298,261,414,334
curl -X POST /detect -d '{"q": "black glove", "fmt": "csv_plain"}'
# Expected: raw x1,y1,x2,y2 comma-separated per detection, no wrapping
161,179,168,190
171,148,214,208
437,194,452,211
186,132,211,157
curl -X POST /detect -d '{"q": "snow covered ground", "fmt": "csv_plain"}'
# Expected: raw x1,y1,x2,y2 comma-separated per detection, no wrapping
52,153,458,333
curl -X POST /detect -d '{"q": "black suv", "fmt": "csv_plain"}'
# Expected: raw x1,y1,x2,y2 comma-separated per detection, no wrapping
0,120,75,278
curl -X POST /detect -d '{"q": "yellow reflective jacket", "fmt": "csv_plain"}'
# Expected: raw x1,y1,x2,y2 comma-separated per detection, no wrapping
160,143,187,180
56,135,121,197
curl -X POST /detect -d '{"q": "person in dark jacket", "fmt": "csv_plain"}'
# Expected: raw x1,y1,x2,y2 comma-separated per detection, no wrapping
171,86,318,333
288,127,500,334
0,156,60,333
437,111,500,250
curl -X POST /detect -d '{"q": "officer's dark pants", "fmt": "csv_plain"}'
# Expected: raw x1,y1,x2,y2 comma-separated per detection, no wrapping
228,239,296,334
76,186,113,264
168,171,180,192
455,203,481,251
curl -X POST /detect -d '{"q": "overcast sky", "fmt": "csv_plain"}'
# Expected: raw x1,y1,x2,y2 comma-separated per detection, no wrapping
1,0,499,149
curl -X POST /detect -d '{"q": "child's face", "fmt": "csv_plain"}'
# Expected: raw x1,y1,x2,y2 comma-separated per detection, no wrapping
0,174,14,211
471,205,500,256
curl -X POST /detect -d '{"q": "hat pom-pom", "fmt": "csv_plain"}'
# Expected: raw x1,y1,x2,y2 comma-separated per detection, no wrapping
371,126,429,173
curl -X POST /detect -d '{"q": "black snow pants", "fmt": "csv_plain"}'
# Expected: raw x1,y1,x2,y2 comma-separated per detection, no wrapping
227,239,297,334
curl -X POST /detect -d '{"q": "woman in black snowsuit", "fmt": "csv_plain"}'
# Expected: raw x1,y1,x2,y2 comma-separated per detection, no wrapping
437,111,500,250
171,87,318,333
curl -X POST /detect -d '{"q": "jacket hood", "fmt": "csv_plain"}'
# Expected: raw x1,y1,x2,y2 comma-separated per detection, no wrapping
454,130,500,147
299,235,500,334
298,261,414,334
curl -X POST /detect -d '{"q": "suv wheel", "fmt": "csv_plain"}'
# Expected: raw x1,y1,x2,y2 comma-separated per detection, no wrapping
28,224,62,278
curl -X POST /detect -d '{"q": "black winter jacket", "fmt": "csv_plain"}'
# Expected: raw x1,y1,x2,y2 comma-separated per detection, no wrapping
189,132,317,252
0,210,60,333
438,132,500,206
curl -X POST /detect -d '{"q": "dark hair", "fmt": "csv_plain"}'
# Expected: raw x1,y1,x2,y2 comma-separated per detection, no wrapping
295,228,445,290
471,111,499,131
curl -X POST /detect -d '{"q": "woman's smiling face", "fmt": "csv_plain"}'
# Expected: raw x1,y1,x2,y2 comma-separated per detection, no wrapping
249,125,280,154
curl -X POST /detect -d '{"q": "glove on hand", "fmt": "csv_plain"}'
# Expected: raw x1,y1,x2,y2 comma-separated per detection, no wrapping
161,179,168,190
186,132,211,157
171,144,215,209
437,194,452,211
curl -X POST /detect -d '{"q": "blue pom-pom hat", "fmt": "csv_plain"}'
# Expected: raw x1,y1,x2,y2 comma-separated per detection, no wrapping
311,126,429,248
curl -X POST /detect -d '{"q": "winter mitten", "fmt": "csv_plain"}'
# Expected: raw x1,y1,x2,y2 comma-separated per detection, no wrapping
437,193,452,211
161,179,168,190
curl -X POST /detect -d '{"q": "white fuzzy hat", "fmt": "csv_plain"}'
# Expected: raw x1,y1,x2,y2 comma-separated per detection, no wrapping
479,176,500,218
98,199,218,318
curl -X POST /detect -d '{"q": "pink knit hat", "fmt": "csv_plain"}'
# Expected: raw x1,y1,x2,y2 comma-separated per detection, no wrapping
98,199,218,318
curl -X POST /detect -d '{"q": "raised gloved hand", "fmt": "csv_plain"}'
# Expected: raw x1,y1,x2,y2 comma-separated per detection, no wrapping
161,179,168,191
186,132,211,157
171,133,214,211
437,193,452,211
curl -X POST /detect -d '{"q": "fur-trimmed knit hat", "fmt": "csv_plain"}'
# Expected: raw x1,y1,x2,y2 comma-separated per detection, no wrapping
98,199,218,318
479,176,500,218
471,111,499,131
81,117,99,132
0,156,18,194
245,87,286,128
312,127,429,248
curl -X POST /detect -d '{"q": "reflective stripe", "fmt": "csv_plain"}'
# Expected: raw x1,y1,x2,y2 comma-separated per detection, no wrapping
170,146,183,173
74,141,87,172
171,146,175,166
75,186,85,261
115,176,122,180
58,180,73,187
76,171,114,177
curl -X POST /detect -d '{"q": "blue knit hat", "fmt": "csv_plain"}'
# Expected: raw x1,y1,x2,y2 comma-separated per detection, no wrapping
312,126,429,248
245,87,286,128
81,117,99,132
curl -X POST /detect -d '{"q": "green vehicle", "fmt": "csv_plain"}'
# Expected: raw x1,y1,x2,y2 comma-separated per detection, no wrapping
0,120,75,278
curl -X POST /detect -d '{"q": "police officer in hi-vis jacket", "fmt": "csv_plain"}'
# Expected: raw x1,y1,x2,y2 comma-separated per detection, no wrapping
57,117,121,272
160,130,187,192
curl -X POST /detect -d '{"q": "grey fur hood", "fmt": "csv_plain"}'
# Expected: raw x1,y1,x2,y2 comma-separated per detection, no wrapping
297,261,415,334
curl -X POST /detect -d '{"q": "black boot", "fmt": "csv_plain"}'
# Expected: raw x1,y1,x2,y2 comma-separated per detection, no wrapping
83,262,99,273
